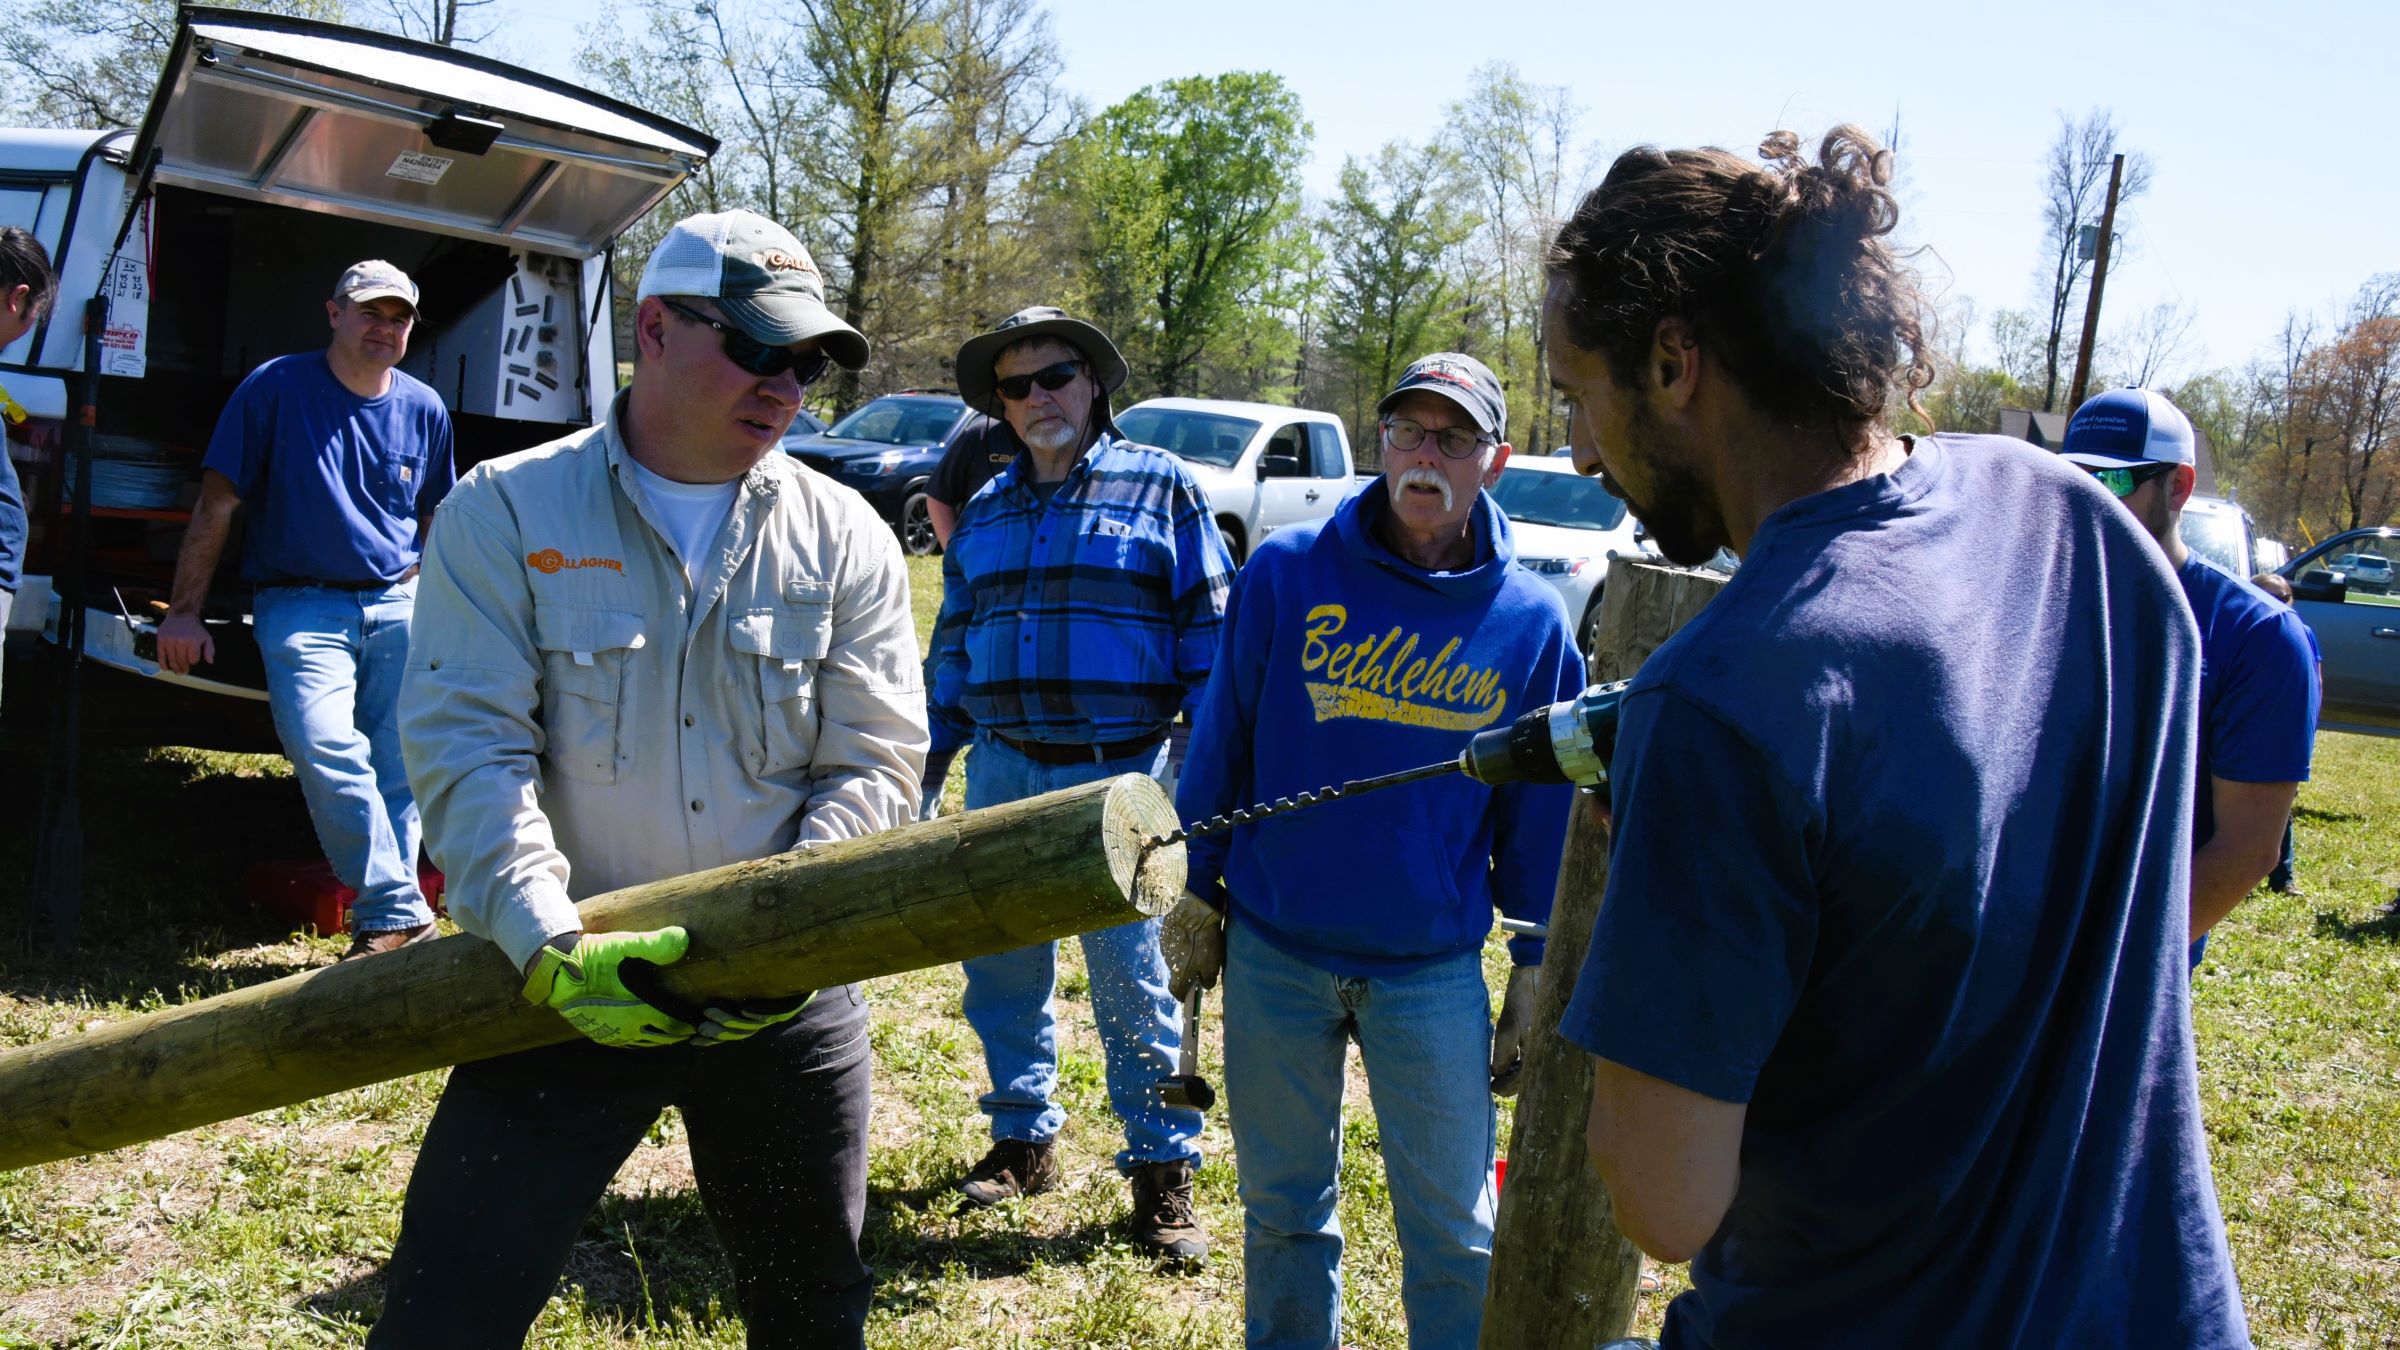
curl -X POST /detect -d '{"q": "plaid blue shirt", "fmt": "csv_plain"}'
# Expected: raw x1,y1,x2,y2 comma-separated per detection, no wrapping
928,432,1233,753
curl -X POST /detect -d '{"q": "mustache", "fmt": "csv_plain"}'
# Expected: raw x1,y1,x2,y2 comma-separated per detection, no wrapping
1398,466,1454,512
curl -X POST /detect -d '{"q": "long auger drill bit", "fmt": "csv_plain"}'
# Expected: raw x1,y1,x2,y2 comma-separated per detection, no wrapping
1147,757,1464,849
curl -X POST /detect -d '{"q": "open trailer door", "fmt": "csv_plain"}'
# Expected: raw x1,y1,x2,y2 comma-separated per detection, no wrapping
131,5,711,256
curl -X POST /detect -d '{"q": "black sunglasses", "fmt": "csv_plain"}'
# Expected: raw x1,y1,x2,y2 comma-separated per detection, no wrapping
994,360,1085,402
660,298,830,384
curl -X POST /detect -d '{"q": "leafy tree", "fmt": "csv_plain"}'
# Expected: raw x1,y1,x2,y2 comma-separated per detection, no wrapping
1320,140,1476,446
1056,72,1310,398
1441,63,1581,451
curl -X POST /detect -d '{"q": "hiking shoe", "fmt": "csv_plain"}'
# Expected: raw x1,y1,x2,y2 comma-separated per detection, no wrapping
958,1139,1059,1207
1128,1159,1208,1263
339,923,436,962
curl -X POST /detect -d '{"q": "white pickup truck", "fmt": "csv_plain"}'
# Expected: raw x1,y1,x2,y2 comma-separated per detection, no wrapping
1115,397,1356,563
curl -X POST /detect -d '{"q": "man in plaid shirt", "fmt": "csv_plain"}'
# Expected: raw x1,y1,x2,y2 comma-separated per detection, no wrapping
928,306,1233,1261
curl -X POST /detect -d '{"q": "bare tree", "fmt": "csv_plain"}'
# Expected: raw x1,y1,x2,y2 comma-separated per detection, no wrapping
1,0,347,128
369,0,492,44
2035,110,2152,410
2116,300,2198,388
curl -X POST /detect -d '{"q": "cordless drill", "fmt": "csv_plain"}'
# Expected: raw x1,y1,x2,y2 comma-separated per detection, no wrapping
1154,680,1632,847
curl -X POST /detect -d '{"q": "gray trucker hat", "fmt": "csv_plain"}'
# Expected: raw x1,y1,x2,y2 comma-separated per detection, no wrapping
636,210,870,370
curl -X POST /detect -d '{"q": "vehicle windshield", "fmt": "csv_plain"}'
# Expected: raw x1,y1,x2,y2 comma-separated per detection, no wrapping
828,397,962,446
1488,467,1629,532
2178,508,2252,577
1117,408,1262,468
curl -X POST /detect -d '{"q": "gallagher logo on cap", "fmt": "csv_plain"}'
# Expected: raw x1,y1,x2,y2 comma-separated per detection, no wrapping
753,249,820,280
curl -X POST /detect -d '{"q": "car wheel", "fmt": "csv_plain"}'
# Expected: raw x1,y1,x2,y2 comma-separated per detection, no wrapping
1217,518,1245,566
900,491,939,556
1578,588,1605,656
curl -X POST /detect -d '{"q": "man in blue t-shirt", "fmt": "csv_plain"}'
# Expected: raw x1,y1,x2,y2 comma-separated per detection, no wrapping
157,260,455,960
1166,352,1581,1350
1542,129,2249,1348
2062,387,2319,964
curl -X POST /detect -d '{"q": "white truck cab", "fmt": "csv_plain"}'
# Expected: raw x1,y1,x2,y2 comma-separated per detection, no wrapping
1114,397,1355,563
1,6,714,750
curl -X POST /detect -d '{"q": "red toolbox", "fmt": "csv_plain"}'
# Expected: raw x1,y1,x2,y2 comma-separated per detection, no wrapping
241,859,446,936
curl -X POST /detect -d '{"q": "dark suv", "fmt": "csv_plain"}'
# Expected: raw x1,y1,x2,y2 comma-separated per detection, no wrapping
783,392,975,555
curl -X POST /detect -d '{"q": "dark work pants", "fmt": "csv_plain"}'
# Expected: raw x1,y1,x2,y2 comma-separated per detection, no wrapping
369,984,873,1349
2269,812,2298,890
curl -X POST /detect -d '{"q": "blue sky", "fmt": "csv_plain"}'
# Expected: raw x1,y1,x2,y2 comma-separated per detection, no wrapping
507,0,2394,377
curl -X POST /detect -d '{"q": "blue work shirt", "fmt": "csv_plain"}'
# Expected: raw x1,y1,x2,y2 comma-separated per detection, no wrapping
1560,434,2249,1349
2178,554,2317,965
203,353,454,585
926,432,1232,754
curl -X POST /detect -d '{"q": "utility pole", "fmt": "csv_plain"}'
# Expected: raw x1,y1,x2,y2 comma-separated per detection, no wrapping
2066,153,2125,411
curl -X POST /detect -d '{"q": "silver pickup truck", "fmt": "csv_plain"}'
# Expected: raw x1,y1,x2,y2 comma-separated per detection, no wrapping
2284,526,2400,738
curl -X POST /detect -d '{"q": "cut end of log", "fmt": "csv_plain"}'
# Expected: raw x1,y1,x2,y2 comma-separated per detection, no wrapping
1101,773,1186,919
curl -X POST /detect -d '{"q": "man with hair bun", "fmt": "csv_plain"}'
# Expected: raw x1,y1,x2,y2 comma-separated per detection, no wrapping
1547,128,2248,1348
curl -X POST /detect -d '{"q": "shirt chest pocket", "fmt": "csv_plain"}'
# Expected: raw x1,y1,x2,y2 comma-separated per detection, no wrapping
1075,511,1153,575
532,603,647,785
370,445,430,516
730,591,834,778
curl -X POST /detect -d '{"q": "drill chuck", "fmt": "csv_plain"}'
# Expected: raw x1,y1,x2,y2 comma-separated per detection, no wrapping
1459,680,1629,789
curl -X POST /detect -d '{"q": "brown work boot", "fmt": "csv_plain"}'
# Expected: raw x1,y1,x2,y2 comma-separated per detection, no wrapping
1128,1160,1208,1264
958,1138,1059,1207
338,923,435,962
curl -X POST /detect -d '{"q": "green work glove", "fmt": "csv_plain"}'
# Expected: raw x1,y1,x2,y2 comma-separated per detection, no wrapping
520,928,698,1048
690,991,817,1047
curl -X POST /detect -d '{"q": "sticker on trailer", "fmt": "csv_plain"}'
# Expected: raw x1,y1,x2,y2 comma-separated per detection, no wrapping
98,197,152,378
386,151,455,185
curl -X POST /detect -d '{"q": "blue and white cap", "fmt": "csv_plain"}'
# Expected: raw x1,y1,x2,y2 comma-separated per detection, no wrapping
2060,387,2195,470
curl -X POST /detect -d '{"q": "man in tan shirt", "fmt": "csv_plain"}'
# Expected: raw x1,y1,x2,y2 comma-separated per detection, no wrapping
374,211,924,1348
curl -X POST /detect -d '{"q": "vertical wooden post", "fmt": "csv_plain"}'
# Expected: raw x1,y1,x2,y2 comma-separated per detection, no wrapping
1482,557,1726,1350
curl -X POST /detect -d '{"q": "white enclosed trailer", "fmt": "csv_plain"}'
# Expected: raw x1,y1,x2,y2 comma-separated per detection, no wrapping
1,5,714,750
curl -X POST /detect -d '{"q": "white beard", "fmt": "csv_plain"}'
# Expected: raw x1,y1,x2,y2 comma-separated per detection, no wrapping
1023,417,1080,454
1398,465,1454,513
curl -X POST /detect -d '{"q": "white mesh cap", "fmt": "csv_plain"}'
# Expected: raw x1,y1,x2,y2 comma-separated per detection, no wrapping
635,210,869,369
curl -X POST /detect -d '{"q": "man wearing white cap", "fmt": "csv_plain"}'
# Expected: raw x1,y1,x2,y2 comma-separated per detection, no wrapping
156,259,454,959
2062,386,2319,961
377,211,922,1347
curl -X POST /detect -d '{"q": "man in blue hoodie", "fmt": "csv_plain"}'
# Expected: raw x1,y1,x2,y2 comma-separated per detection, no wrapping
1167,352,1581,1350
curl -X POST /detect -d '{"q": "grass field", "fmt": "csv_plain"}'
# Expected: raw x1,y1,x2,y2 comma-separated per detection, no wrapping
0,552,2394,1347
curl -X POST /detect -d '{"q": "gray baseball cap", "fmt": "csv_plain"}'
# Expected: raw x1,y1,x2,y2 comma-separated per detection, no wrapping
334,260,418,311
636,210,870,370
1376,352,1507,439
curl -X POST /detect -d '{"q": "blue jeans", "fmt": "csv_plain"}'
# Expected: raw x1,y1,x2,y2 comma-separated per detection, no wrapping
1224,919,1496,1350
959,729,1201,1171
253,582,434,934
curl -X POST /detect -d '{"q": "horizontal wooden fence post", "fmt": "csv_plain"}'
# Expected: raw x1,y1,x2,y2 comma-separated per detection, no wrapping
0,773,1183,1172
